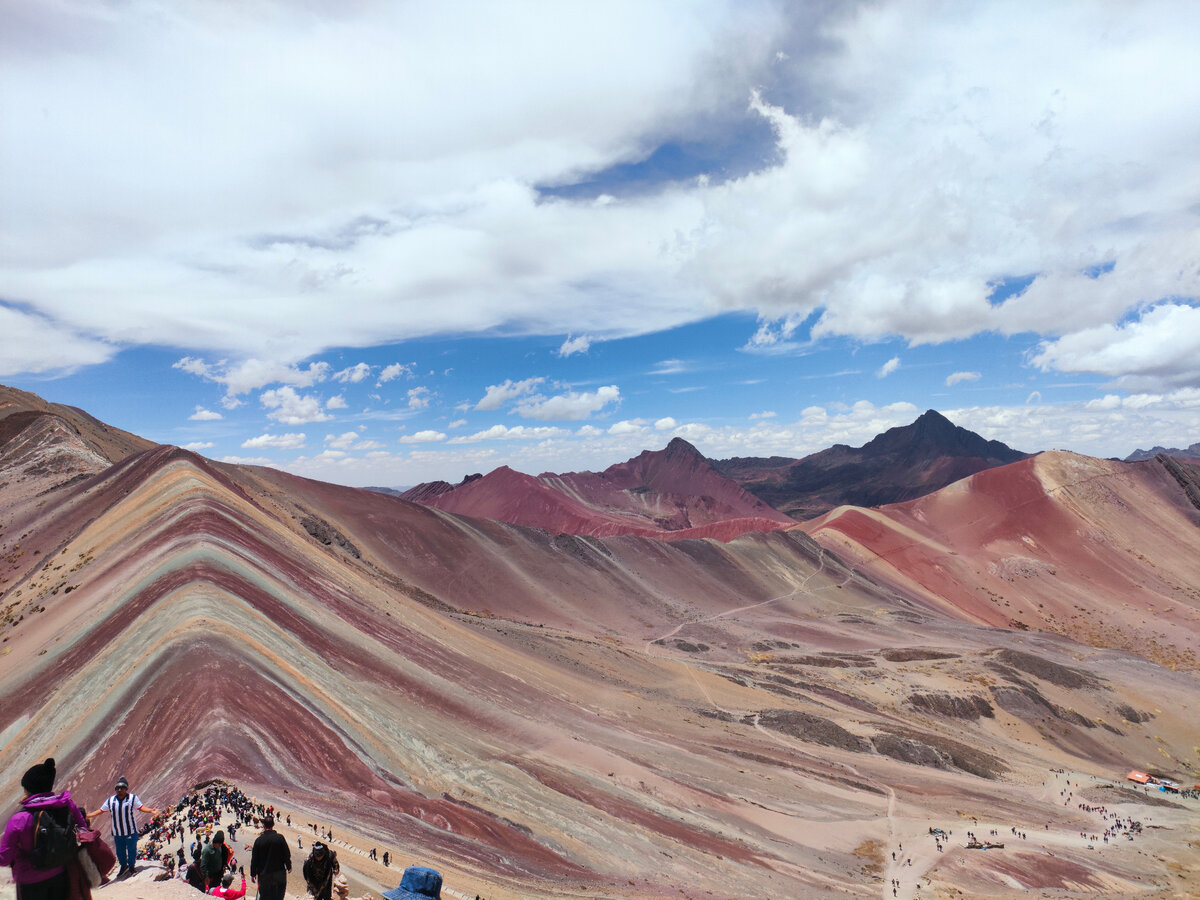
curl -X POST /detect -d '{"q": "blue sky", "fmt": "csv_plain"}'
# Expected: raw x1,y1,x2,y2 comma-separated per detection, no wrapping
3,1,1199,487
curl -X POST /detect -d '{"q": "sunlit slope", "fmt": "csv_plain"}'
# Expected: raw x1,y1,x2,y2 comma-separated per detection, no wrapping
806,451,1200,669
3,430,1199,896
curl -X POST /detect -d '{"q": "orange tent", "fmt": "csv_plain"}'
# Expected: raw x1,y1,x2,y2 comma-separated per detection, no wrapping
1127,770,1151,784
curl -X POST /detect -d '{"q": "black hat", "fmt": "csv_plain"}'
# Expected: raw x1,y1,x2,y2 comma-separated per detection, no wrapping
115,776,129,789
21,758,56,795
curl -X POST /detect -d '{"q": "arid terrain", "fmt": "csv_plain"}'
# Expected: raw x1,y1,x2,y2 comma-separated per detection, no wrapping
2,384,1199,898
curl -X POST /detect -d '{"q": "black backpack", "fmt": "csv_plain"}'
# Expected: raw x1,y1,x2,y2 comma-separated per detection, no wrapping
29,806,78,870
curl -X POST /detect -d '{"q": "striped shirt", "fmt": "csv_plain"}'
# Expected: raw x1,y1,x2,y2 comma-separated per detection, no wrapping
101,792,143,836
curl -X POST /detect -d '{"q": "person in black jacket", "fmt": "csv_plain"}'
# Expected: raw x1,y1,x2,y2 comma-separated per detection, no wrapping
250,816,291,900
302,842,339,900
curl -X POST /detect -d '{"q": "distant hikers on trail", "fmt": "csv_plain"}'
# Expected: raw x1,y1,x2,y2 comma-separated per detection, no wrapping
0,758,92,900
88,776,160,879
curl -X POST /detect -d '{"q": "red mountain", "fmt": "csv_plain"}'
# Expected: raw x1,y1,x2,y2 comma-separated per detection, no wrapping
402,437,795,540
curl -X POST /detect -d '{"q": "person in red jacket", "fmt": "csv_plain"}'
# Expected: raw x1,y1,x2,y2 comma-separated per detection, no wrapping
209,870,246,900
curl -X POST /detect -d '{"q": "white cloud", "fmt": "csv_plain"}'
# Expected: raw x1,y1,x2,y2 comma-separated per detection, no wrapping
333,362,372,383
475,377,545,411
945,371,981,387
1,2,1197,405
877,356,900,378
174,358,331,396
182,441,214,451
325,431,360,450
748,410,776,419
514,385,620,420
407,386,431,409
607,419,649,436
558,334,591,357
242,432,307,449
1032,303,1200,391
575,425,603,437
649,359,687,375
399,430,447,444
326,394,348,409
260,386,333,424
448,424,568,443
219,455,276,466
654,416,677,430
189,406,223,421
377,363,414,384
448,419,468,429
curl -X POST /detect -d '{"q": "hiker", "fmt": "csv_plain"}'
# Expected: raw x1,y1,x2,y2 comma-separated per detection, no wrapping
200,831,230,890
250,815,291,900
0,758,90,900
302,841,339,900
210,870,247,900
383,866,442,900
88,776,159,878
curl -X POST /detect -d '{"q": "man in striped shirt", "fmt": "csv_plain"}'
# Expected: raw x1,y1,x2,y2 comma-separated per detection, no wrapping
88,777,160,879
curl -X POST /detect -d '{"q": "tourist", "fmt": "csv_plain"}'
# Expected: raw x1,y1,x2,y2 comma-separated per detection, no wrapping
89,776,160,878
250,815,291,900
0,758,90,900
302,841,339,900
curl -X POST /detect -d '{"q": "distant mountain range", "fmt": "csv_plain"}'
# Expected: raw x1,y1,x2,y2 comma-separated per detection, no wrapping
402,409,1030,535
401,436,795,541
5,381,1200,897
1125,442,1200,462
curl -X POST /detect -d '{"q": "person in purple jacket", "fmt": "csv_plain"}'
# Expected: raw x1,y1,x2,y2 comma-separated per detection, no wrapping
0,758,89,900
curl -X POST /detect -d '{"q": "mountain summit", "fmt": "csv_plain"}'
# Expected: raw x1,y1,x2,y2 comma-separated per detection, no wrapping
714,410,1028,519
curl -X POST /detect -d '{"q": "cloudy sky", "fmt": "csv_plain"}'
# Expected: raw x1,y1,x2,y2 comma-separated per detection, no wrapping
3,1,1199,487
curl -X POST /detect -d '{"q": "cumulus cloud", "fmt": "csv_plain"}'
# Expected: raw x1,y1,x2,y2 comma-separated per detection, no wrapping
749,410,776,419
945,371,981,387
607,419,649,436
377,363,414,384
515,385,620,420
242,432,306,449
334,363,372,383
182,441,214,451
325,431,360,450
260,386,333,424
326,394,348,409
558,335,591,356
189,406,223,421
399,430,447,443
475,378,545,411
654,417,677,430
407,386,431,409
174,358,331,396
448,418,468,429
1031,303,1200,391
877,357,900,378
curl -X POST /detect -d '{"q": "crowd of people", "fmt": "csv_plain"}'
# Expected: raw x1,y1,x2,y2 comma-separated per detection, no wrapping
2,763,446,900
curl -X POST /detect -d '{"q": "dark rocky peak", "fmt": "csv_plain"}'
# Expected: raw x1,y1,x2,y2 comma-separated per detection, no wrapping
663,436,704,459
862,410,1024,461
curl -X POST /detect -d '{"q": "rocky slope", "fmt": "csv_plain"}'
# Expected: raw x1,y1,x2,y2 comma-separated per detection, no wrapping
2,387,1199,898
